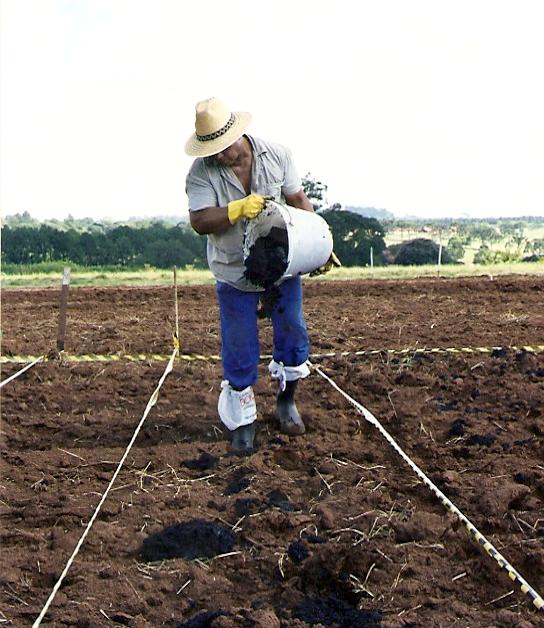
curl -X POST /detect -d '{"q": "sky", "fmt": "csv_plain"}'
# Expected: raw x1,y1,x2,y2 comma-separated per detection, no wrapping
1,0,543,221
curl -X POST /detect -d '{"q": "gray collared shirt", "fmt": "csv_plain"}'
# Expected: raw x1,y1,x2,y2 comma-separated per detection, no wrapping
186,135,302,290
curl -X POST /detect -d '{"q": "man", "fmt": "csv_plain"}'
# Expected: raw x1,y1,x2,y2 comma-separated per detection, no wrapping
185,97,314,456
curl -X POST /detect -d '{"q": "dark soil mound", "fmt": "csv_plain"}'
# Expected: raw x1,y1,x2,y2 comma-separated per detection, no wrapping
293,596,382,627
140,519,235,561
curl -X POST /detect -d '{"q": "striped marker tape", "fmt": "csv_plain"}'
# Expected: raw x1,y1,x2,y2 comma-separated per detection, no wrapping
0,352,221,364
311,361,544,612
0,355,45,388
1,345,543,365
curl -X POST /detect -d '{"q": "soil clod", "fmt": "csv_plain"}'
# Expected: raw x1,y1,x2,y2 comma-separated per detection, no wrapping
268,489,299,512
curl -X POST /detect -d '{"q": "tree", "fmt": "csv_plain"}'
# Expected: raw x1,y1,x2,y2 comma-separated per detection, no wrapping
394,238,455,266
470,223,500,247
446,236,465,262
302,173,328,211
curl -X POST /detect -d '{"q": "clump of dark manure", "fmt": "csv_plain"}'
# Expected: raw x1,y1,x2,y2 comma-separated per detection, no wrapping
466,433,496,446
257,288,281,319
293,596,382,627
182,452,218,471
301,531,327,544
223,476,250,496
491,347,508,358
234,497,261,517
140,519,235,561
448,418,466,437
244,226,289,318
288,540,309,563
514,472,530,485
244,226,288,288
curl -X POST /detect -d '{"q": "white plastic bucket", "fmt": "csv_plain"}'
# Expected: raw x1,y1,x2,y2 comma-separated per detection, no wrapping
243,200,333,282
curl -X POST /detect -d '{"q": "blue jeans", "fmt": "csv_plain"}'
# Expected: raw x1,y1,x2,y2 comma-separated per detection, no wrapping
216,277,309,389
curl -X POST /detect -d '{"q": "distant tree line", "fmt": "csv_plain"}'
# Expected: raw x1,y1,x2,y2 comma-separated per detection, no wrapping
1,223,206,268
4,176,541,270
1,213,388,269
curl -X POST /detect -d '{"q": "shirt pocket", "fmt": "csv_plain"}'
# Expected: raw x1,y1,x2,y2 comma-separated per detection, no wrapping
259,181,283,201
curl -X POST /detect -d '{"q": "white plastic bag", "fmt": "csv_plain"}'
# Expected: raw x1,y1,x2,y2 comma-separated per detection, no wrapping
218,380,257,431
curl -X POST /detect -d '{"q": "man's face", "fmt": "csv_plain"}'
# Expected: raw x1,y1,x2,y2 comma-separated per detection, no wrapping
214,137,245,168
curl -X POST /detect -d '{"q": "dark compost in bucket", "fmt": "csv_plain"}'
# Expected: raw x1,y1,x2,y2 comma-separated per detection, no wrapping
244,226,289,317
244,226,288,288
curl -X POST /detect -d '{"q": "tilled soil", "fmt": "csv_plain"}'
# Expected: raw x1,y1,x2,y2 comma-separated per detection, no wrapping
1,276,543,627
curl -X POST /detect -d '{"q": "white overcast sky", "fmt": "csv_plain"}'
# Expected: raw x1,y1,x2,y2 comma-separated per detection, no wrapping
1,0,543,221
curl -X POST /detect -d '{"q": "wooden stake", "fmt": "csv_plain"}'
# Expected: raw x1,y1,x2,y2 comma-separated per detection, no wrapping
56,267,70,351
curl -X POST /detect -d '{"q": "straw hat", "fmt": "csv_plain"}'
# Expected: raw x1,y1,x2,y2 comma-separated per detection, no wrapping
185,97,252,157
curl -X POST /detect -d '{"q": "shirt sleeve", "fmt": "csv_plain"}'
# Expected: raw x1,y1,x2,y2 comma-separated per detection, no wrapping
186,160,218,211
281,147,302,196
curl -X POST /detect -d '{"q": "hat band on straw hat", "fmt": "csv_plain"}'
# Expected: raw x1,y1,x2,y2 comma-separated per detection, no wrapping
196,114,236,142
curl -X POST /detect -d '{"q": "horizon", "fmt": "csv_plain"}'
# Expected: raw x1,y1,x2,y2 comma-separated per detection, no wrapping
4,207,544,225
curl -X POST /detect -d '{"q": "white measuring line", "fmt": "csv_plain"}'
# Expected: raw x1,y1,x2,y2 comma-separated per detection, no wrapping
32,346,178,627
0,355,44,389
310,361,544,612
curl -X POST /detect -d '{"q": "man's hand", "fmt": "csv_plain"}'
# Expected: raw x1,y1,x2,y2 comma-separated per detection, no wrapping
227,194,266,224
309,251,342,276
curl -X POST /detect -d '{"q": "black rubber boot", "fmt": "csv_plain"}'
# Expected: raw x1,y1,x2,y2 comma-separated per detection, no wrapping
276,380,305,436
229,422,256,456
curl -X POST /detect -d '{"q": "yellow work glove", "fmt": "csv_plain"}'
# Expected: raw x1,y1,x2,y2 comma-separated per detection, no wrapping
227,194,266,224
309,251,342,277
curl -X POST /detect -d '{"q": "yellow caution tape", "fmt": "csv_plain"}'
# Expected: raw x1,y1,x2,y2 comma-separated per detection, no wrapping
0,355,45,388
1,345,543,364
